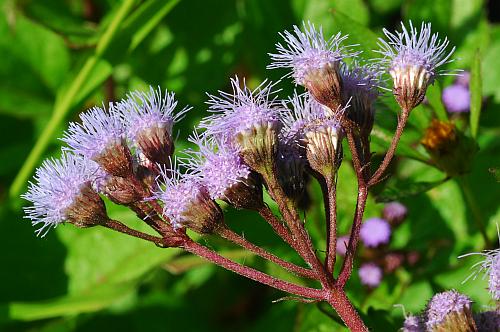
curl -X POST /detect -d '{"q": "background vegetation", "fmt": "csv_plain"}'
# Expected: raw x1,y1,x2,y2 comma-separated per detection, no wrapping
1,0,499,330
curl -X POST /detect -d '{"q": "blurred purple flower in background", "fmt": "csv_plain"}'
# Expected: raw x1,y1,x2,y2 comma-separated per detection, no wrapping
358,263,383,287
360,217,391,247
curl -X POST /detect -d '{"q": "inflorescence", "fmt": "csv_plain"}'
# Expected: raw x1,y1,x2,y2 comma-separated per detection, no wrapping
22,21,469,332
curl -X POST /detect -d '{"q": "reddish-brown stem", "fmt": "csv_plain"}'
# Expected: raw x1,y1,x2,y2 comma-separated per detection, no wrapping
325,287,369,331
324,174,338,274
217,226,318,279
258,205,301,253
368,108,409,187
262,170,331,286
338,131,369,287
104,219,166,246
183,239,324,300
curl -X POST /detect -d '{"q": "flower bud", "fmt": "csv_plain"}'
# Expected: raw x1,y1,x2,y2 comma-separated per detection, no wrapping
421,120,478,176
382,201,408,227
237,121,279,174
100,175,145,205
303,119,343,176
65,184,109,228
303,62,344,111
222,172,264,210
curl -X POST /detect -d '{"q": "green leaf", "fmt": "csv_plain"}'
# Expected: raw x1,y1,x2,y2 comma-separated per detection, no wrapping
426,82,448,121
371,127,430,163
469,49,482,139
329,10,378,56
375,177,449,203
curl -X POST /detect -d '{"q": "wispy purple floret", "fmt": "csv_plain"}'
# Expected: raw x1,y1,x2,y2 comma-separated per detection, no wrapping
268,21,357,85
341,61,383,101
360,217,391,248
280,91,329,143
200,76,280,141
359,263,383,287
376,21,456,83
22,153,100,236
120,86,191,143
153,168,203,229
183,135,251,201
403,315,424,332
62,105,124,160
425,290,472,329
460,231,500,301
442,84,470,113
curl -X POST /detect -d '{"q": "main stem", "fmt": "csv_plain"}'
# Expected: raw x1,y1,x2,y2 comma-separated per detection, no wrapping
326,287,369,331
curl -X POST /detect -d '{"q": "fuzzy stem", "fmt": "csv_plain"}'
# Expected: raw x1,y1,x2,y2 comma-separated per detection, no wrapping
324,174,338,274
368,108,409,187
325,287,368,331
338,131,368,287
104,219,166,246
217,226,318,279
258,205,301,252
262,169,331,286
183,239,324,300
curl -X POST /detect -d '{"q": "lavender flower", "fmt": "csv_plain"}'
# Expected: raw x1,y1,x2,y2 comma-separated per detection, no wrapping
62,105,132,177
201,76,281,171
425,290,472,330
201,76,280,140
376,21,456,110
269,22,357,110
403,314,424,332
182,134,263,210
460,230,500,301
382,201,408,226
22,153,106,236
358,263,383,287
119,86,191,164
442,84,470,113
360,217,391,248
152,165,222,233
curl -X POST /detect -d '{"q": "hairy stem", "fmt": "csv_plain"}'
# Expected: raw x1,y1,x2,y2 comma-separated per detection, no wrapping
183,239,324,300
217,226,318,279
104,219,166,246
258,205,301,252
262,169,331,286
325,287,368,331
369,108,409,187
324,174,338,274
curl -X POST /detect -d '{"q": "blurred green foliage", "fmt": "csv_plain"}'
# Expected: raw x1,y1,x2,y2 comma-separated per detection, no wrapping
0,0,499,331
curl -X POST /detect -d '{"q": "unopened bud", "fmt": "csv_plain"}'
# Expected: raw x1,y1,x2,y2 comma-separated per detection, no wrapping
100,175,145,205
237,122,279,174
303,120,343,176
222,172,264,210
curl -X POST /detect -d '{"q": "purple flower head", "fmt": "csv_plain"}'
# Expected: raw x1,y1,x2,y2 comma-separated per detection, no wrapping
152,162,222,233
425,290,472,329
336,235,350,256
403,315,424,332
341,60,383,102
268,21,357,85
280,91,329,144
200,76,281,143
359,263,383,287
120,86,191,144
383,201,408,226
460,229,500,301
360,217,391,247
62,105,125,160
22,153,101,236
442,84,470,113
182,134,252,201
377,21,456,84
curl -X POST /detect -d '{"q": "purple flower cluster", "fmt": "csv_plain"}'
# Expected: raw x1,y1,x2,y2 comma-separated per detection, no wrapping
360,217,391,248
442,71,471,113
425,290,472,329
22,154,102,236
23,86,190,235
358,263,383,287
